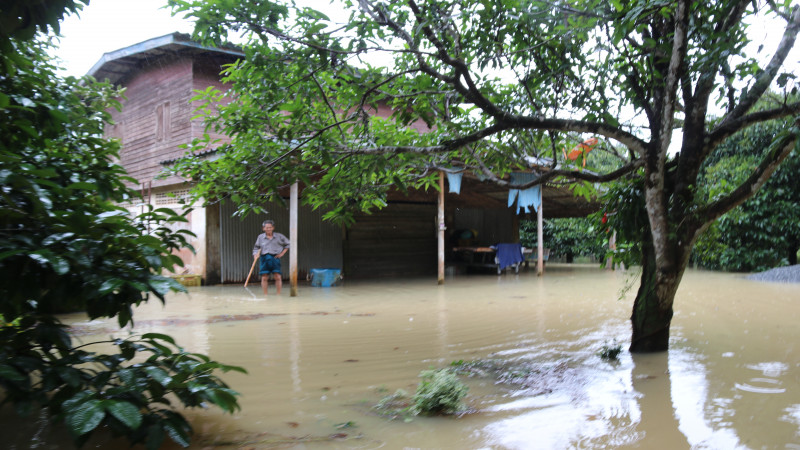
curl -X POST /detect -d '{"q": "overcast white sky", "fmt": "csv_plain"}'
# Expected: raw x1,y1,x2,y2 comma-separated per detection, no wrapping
56,0,193,76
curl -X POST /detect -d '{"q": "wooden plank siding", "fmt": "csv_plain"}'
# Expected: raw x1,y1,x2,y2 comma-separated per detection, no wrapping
344,202,438,278
108,57,226,189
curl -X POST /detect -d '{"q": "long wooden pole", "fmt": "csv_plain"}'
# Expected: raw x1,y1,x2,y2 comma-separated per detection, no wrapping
244,256,258,287
290,181,298,297
537,187,544,276
437,171,445,285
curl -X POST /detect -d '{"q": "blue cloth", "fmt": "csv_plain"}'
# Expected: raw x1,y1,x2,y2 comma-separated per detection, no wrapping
517,185,541,214
446,172,463,194
508,172,541,213
259,253,282,275
508,188,518,208
493,243,524,270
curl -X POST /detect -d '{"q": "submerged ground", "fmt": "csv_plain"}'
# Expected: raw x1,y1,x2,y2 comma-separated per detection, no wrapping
7,264,800,449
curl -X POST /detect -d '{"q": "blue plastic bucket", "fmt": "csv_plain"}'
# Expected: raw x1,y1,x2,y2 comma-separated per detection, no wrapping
309,268,341,287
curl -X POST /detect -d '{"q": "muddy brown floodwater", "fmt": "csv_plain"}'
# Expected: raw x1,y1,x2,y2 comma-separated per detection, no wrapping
7,264,800,449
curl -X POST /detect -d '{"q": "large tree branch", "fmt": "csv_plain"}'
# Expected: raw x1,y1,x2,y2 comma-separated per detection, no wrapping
719,5,800,125
405,0,513,121
332,114,648,160
655,0,688,164
310,74,346,140
691,0,750,111
705,101,800,154
675,2,750,207
699,121,799,225
448,144,642,188
358,0,457,87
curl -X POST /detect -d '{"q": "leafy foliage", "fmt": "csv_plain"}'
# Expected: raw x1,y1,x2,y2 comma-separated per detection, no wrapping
598,341,623,361
0,11,244,449
693,117,800,271
0,327,244,448
411,369,468,415
0,0,88,41
520,217,606,262
591,177,651,270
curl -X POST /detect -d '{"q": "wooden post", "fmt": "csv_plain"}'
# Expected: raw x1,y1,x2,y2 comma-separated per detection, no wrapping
606,230,617,270
537,187,544,276
290,181,298,297
437,171,445,285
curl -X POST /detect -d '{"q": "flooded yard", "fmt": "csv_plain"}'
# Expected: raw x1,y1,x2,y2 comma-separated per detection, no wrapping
11,264,800,448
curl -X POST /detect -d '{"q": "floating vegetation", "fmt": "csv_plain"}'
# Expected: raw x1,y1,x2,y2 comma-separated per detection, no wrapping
373,389,414,421
598,341,623,360
334,421,357,429
411,369,469,415
373,368,469,420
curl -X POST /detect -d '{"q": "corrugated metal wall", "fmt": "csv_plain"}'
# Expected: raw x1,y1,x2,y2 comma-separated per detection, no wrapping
220,200,343,283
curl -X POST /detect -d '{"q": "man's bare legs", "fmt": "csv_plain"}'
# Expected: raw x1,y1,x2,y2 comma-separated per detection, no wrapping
261,274,269,296
261,273,282,295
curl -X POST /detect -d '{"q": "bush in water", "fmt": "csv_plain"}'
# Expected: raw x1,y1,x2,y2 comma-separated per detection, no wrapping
411,369,468,415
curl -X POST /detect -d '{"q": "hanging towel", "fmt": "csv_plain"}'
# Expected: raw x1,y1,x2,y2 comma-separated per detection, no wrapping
508,172,541,213
446,172,463,194
508,188,519,208
517,185,541,214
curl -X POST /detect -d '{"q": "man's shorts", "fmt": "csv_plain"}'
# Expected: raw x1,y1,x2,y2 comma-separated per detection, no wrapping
259,254,282,275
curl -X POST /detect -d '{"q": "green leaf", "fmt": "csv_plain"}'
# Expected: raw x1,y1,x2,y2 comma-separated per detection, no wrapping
141,333,177,345
66,181,98,190
98,278,124,294
142,366,172,387
105,400,142,429
66,399,105,436
145,424,165,450
163,416,191,447
0,364,26,382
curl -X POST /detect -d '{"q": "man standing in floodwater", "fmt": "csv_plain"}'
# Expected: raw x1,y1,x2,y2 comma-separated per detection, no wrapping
252,220,290,296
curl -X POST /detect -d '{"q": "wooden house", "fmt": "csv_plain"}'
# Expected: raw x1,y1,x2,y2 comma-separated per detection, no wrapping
90,33,599,285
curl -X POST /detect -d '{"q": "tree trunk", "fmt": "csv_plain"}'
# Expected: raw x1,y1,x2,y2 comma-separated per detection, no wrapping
629,243,681,353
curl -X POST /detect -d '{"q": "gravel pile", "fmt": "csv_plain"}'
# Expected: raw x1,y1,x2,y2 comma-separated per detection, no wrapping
745,265,800,283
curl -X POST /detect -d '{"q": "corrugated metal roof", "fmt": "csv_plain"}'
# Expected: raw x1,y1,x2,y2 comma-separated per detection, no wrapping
87,32,243,85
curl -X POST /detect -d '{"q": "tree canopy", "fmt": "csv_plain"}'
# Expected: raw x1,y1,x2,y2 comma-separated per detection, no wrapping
169,0,800,351
693,113,800,271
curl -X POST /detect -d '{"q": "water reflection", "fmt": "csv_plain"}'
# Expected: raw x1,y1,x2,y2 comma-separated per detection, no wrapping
9,264,800,449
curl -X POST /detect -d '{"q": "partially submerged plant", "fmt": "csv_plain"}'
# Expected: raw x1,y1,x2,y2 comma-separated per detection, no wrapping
599,341,623,360
375,389,410,411
410,369,468,415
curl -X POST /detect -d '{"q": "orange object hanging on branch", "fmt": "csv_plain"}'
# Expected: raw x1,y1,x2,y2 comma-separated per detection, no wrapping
563,137,599,167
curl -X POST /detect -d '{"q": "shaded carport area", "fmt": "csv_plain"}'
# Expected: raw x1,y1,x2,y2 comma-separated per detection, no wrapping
342,170,601,280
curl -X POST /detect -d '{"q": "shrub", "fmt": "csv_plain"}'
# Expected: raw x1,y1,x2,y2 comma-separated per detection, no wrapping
411,369,468,415
598,342,623,360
